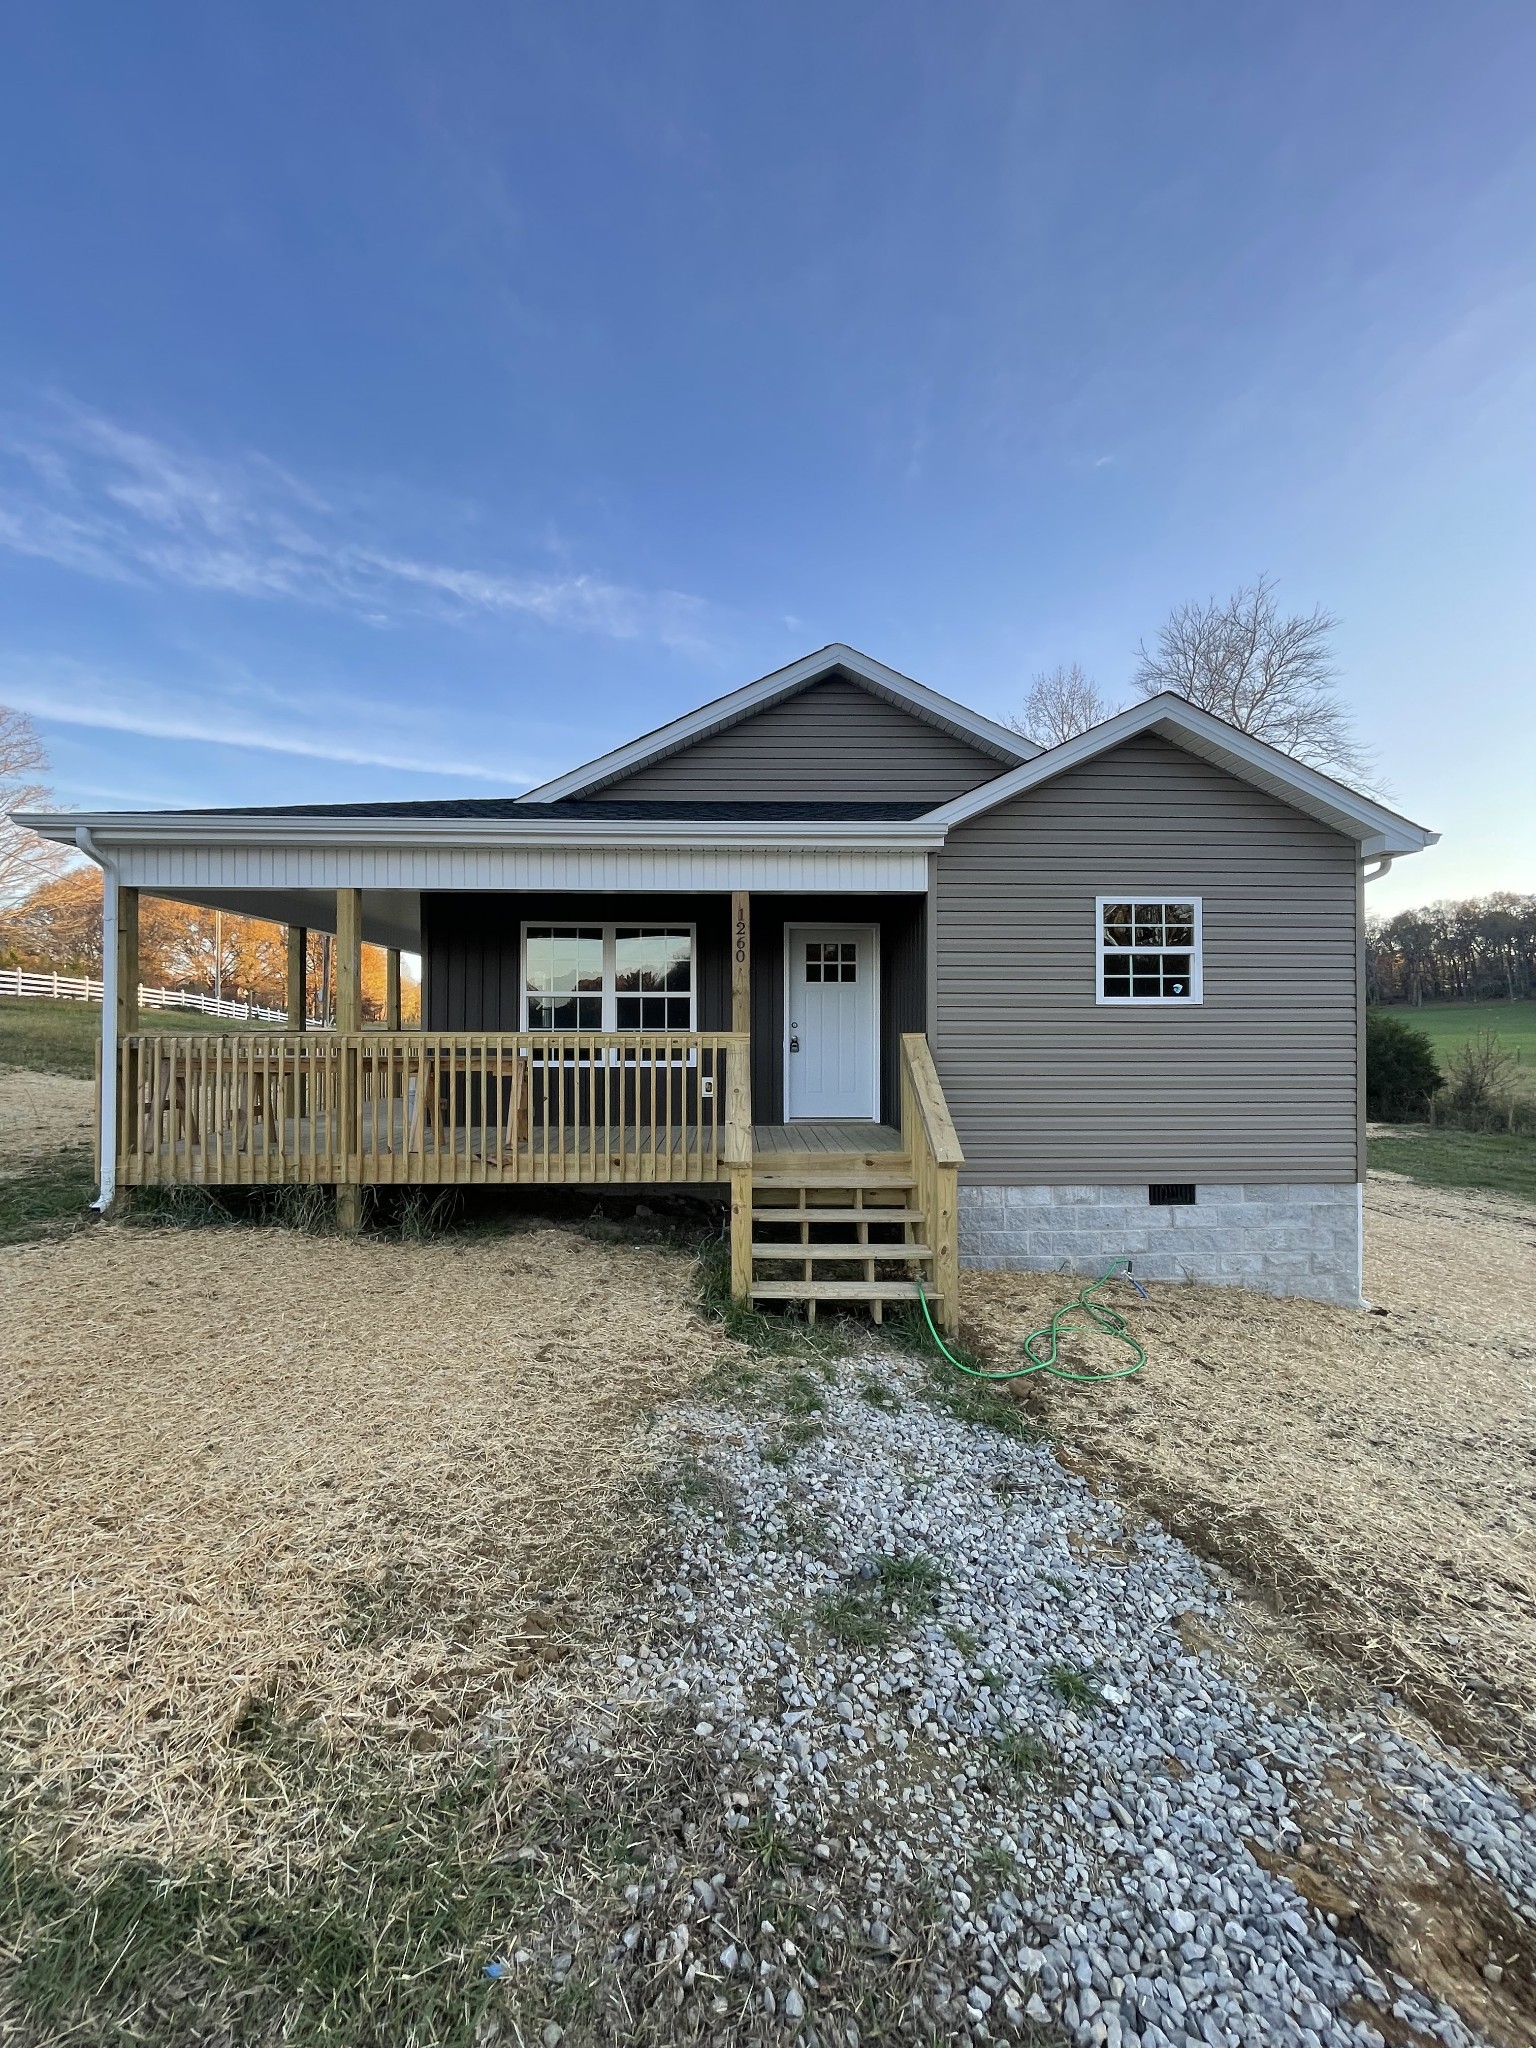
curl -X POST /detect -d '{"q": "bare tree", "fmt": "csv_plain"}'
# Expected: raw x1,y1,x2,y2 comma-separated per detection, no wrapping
1133,575,1368,780
1006,663,1114,747
0,706,69,906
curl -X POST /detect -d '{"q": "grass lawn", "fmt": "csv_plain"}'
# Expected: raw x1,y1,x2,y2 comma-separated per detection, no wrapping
1372,999,1536,1067
1367,1126,1536,1204
0,995,104,1076
0,995,254,1077
0,1146,97,1244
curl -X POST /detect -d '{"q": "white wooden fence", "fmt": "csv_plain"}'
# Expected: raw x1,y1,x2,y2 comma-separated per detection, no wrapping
0,966,289,1025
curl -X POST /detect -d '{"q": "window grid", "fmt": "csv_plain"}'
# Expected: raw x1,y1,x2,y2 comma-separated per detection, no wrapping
804,939,858,984
523,924,695,1031
1096,896,1202,1005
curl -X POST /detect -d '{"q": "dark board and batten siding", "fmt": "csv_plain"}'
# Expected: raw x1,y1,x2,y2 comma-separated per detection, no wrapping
748,894,926,1127
935,734,1362,1184
595,678,1007,805
423,889,925,1127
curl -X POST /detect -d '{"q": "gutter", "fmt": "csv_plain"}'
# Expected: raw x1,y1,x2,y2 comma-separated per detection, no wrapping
18,812,949,855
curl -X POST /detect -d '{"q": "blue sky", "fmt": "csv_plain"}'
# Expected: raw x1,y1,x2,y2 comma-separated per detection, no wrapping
0,2,1531,912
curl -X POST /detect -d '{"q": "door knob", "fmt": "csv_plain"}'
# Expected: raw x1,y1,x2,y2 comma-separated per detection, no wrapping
790,1036,800,1053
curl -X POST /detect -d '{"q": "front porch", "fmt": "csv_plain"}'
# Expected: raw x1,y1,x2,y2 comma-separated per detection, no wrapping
106,1023,961,1328
92,874,960,1327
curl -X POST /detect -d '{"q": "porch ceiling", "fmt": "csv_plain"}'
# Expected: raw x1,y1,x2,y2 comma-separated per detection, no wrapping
148,887,422,952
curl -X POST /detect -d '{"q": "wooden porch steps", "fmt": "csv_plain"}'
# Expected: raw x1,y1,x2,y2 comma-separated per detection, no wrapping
748,1169,938,1324
751,1279,928,1304
750,1166,917,1190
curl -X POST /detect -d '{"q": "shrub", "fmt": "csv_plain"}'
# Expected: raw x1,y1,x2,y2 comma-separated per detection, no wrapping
1440,1031,1527,1133
1365,1012,1441,1120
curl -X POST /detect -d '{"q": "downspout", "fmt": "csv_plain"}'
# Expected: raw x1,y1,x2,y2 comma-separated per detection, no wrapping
76,825,117,1211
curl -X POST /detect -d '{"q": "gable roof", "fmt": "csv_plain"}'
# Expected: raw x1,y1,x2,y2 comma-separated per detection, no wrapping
925,694,1438,858
517,643,1038,802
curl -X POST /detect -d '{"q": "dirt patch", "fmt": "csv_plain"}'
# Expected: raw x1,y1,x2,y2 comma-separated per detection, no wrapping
1248,1774,1533,2048
0,1220,739,1875
0,1068,94,1175
961,1174,1536,1773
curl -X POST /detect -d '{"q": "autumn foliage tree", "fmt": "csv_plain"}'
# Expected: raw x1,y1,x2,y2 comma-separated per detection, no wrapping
0,866,417,1022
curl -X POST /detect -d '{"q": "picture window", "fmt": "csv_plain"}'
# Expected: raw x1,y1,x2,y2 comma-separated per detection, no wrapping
524,925,694,1031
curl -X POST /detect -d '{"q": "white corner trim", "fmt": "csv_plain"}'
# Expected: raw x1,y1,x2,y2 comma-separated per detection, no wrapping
516,643,1038,802
922,695,1438,857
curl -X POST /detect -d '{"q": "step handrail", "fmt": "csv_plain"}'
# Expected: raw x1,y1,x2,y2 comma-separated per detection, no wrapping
899,1033,964,1335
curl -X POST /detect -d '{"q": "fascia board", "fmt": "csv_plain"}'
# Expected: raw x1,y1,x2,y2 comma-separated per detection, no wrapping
16,809,947,855
516,642,1037,802
923,697,1438,857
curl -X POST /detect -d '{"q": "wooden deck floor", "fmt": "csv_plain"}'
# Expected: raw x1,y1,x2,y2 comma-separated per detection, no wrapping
751,1122,902,1156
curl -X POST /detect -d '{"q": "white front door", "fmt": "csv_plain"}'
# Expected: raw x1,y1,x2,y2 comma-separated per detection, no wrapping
785,925,879,1121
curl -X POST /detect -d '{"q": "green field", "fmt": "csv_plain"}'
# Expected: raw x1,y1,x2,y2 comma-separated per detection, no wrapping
1372,999,1536,1067
1368,1127,1536,1204
0,996,254,1077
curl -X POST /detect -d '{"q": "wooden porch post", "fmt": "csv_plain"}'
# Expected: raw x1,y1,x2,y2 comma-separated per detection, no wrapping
117,887,140,1038
728,890,752,1301
287,924,307,1030
730,890,750,1036
385,947,402,1032
335,888,364,1232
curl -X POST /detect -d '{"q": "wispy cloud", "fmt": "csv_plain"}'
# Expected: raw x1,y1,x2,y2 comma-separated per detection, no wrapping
0,398,711,649
1,656,536,785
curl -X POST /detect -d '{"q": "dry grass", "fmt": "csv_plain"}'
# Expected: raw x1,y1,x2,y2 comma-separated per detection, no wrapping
0,1069,94,1176
962,1173,1536,1772
0,1220,737,1878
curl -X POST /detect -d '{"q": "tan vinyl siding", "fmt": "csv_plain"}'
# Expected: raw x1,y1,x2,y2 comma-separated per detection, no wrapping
935,733,1361,1183
596,678,1007,803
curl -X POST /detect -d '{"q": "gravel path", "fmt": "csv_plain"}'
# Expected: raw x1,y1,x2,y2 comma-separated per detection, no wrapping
575,1348,1535,2048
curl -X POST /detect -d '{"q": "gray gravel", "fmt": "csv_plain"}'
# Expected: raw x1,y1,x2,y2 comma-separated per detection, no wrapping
586,1348,1535,2045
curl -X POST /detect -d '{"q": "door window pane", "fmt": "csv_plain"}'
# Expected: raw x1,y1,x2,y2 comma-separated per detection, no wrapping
804,939,857,983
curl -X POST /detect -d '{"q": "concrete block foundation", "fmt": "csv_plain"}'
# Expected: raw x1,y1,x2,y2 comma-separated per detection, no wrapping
958,1182,1364,1306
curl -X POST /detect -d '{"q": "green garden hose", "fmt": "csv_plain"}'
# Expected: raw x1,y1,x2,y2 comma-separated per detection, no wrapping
915,1260,1148,1384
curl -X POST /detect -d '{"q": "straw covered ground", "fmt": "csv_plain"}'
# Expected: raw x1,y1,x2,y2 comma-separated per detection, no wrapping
0,1219,737,1882
0,1069,94,1176
964,1172,1536,1774
2,1170,1532,2039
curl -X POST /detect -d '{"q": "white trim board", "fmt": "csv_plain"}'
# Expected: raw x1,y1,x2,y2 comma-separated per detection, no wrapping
517,644,1037,802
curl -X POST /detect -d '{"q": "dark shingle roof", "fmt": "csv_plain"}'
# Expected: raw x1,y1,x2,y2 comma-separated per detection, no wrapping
137,798,936,823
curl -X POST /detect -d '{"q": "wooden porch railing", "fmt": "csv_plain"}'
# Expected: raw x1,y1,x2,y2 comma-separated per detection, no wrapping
116,1031,752,1189
899,1032,964,1335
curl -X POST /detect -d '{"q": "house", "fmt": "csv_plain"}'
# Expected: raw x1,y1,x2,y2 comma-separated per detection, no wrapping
19,644,1436,1320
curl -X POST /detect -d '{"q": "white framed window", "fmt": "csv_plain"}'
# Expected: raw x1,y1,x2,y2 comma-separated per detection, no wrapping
1095,896,1202,1004
522,924,695,1031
